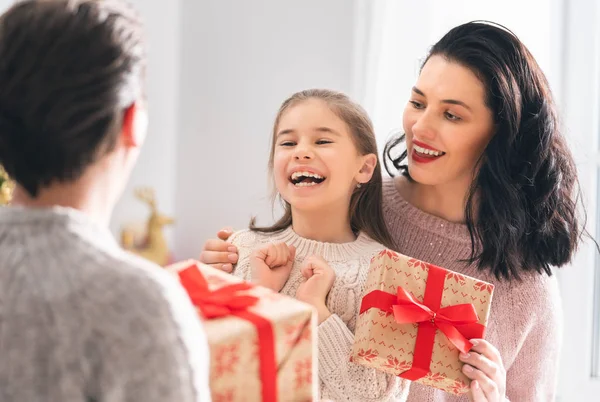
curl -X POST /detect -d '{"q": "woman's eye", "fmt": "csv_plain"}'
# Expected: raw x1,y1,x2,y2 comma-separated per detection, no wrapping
444,112,461,121
409,100,425,109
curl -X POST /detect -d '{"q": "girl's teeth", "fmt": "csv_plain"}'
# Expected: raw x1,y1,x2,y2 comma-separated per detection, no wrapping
291,171,324,180
294,181,318,187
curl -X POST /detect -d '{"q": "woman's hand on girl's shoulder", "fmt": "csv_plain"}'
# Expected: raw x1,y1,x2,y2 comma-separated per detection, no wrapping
199,227,238,273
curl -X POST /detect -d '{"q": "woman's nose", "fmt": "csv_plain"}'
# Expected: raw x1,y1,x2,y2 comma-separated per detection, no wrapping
411,112,437,141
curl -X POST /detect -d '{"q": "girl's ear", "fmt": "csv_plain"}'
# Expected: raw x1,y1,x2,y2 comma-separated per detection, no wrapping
355,153,377,185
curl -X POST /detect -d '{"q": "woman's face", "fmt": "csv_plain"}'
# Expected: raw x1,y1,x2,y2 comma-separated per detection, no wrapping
403,55,495,190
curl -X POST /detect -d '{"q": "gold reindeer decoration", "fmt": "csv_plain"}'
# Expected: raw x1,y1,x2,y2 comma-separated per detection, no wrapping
121,187,174,266
0,165,14,206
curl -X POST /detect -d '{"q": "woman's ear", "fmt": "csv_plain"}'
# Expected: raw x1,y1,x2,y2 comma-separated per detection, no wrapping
120,101,148,148
356,153,377,184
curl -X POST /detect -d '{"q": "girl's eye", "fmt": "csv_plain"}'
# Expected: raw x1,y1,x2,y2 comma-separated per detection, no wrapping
279,141,295,146
316,140,333,145
444,111,461,121
409,100,425,109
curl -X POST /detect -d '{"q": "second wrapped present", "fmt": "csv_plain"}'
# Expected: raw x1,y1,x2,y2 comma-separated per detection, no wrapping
351,250,494,395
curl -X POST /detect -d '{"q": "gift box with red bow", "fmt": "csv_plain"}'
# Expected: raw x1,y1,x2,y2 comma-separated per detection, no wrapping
350,250,494,395
167,260,317,402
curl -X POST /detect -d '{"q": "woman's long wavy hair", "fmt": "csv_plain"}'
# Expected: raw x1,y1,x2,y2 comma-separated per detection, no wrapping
250,89,396,250
384,21,587,280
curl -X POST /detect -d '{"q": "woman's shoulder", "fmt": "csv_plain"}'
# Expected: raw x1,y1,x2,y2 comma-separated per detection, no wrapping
381,176,403,206
516,271,561,310
493,270,561,330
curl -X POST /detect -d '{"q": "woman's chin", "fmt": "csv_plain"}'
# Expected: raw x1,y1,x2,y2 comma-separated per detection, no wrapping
407,164,444,186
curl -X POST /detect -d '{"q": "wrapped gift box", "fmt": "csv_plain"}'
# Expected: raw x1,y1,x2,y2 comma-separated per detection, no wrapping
351,250,494,395
167,260,317,402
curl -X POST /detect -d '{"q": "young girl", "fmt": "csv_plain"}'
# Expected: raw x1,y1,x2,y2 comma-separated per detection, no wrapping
227,89,410,401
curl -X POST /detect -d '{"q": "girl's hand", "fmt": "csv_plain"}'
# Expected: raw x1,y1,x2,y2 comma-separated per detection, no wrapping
460,339,506,402
250,242,295,291
296,255,335,323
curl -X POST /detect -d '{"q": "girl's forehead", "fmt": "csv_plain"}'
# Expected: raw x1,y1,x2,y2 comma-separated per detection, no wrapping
277,102,349,134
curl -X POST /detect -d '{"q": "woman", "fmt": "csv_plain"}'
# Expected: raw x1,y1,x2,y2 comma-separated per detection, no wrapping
202,21,582,401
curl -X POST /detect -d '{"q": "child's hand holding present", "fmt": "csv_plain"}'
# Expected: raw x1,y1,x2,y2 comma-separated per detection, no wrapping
250,242,296,291
296,255,336,324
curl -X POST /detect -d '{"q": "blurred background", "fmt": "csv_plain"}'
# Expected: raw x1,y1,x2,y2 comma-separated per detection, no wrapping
1,0,598,400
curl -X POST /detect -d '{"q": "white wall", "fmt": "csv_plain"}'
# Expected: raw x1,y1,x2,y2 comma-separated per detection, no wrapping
110,0,182,242
0,1,9,14
173,0,357,259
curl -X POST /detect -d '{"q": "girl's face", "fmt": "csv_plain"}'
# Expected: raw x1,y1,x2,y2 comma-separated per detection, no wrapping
403,55,495,191
273,99,376,214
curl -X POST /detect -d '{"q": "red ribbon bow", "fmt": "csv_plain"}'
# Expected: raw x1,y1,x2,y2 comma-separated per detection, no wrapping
392,286,481,354
178,264,278,402
360,264,486,381
179,266,259,318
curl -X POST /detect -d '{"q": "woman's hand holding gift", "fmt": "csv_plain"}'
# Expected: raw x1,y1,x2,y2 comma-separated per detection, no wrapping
460,339,507,402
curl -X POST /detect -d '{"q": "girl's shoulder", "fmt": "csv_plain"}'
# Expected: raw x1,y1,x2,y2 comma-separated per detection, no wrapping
229,228,275,249
228,229,279,268
355,232,389,259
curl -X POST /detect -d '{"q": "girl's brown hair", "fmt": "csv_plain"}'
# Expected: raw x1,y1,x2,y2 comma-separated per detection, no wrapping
250,88,396,250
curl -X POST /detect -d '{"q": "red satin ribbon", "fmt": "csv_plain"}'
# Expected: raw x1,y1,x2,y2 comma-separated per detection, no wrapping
360,264,486,381
178,265,278,402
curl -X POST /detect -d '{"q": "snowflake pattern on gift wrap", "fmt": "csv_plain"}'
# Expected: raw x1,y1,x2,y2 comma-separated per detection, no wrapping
356,348,379,362
284,322,309,347
378,249,400,261
449,379,470,395
213,389,235,402
445,271,467,285
294,358,313,390
250,337,261,360
382,356,412,372
426,372,448,383
298,324,312,343
214,344,240,377
473,281,494,294
407,258,430,272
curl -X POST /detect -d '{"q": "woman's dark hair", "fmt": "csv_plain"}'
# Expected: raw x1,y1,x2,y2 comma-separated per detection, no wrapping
250,89,397,250
0,0,145,197
384,21,586,280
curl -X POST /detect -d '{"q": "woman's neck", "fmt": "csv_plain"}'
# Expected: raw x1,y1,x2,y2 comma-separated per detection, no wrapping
291,205,356,244
11,173,114,228
396,175,470,224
